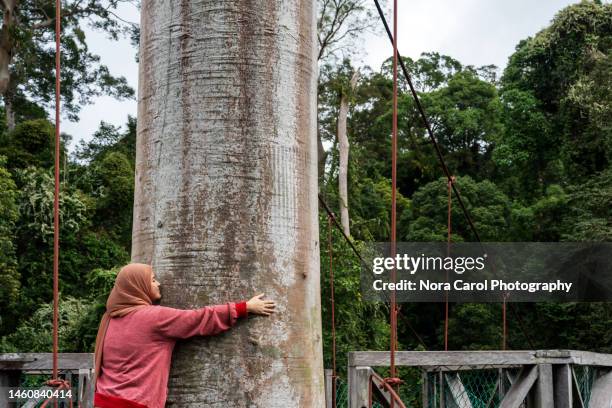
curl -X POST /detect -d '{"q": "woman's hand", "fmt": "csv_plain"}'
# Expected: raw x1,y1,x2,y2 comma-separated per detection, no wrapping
247,293,276,316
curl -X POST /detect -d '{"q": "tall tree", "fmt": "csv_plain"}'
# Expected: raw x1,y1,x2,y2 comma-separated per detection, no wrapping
338,68,359,236
133,1,323,406
0,0,136,128
316,0,380,180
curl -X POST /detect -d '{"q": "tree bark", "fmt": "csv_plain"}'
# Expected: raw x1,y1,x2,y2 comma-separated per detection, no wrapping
317,129,327,186
3,92,15,131
337,71,359,237
133,1,323,406
0,0,17,130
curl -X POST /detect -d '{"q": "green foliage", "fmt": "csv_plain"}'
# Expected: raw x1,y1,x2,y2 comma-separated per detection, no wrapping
509,303,612,352
0,157,20,333
0,296,96,353
89,151,134,248
408,176,511,242
0,119,59,170
501,1,612,176
74,116,137,164
1,127,129,335
562,168,612,241
447,304,502,350
349,177,411,241
1,0,136,122
493,89,557,197
16,167,88,241
425,71,503,176
320,214,390,376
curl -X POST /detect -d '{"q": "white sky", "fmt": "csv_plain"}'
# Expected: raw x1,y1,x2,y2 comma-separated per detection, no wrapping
62,0,577,152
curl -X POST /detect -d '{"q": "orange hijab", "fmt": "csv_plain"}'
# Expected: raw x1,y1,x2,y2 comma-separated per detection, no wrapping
93,263,157,387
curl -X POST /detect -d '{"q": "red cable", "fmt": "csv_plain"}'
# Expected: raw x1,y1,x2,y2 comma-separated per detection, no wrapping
388,0,399,404
389,0,398,383
52,0,61,406
445,178,453,351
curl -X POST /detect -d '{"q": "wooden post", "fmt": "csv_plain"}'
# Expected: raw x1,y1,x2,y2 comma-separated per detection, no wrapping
325,369,333,408
0,370,20,408
554,364,572,408
535,364,553,408
422,370,429,408
348,366,371,408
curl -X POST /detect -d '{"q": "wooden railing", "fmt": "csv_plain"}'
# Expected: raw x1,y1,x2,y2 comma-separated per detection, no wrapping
347,350,612,408
0,353,94,408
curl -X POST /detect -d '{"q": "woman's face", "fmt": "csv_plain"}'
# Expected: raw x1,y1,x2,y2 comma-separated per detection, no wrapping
151,272,162,301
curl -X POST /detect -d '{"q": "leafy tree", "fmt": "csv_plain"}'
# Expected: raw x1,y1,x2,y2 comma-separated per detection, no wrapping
88,151,134,249
0,296,95,352
0,0,136,128
0,119,62,170
493,89,559,198
501,1,612,177
13,166,128,320
317,0,380,62
407,176,511,242
381,52,463,93
0,156,19,334
424,71,503,178
561,168,612,241
72,118,136,250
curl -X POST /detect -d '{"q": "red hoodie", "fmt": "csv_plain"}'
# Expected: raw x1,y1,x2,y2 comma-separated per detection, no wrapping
94,302,247,408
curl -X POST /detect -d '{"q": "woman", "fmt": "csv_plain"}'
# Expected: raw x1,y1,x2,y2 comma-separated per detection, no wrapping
93,263,275,408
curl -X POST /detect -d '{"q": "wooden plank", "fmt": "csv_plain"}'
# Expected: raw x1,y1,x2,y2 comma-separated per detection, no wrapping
349,351,539,368
0,353,93,371
500,365,538,408
569,351,612,367
553,364,572,408
535,364,553,408
589,369,612,408
444,373,474,408
348,350,612,368
348,366,371,408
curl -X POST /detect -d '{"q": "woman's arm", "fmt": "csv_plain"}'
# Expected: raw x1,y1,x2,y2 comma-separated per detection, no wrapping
153,302,245,340
152,294,275,340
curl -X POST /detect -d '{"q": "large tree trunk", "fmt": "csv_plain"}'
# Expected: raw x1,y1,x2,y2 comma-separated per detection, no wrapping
132,1,323,407
337,71,359,237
